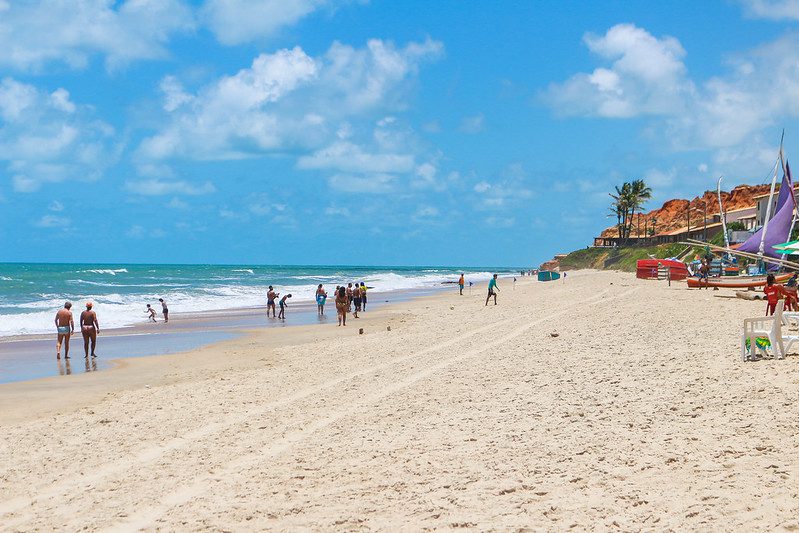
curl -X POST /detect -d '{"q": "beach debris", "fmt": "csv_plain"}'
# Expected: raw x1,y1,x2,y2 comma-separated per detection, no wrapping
550,332,559,338
359,328,364,335
450,306,454,310
386,326,391,331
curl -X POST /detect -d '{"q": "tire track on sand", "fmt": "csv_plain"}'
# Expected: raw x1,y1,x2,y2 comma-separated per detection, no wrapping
0,287,615,521
110,287,639,532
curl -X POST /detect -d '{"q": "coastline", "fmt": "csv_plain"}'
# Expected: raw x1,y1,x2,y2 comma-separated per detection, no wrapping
3,270,797,529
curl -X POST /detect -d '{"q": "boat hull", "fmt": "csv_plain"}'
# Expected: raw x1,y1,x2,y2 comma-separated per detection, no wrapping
538,270,560,282
636,259,689,281
687,273,792,289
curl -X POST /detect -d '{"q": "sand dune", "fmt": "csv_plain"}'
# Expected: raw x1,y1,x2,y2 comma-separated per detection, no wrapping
1,270,798,530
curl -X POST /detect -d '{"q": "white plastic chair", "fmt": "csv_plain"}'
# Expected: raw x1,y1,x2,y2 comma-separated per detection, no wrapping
741,301,799,361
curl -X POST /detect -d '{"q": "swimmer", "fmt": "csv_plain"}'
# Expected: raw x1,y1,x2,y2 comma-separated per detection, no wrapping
278,294,292,320
267,286,279,318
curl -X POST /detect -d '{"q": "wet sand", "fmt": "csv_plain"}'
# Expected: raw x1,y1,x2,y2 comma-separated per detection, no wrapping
1,270,798,530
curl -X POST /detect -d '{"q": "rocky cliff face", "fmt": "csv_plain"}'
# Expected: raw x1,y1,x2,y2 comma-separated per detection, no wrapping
599,184,770,238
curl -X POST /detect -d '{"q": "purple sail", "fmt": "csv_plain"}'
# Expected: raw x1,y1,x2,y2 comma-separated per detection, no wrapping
738,162,795,260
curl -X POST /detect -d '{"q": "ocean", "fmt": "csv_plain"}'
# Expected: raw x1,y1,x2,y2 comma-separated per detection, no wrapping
0,264,503,337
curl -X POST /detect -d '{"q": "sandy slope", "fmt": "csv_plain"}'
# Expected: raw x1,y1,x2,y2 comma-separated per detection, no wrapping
1,270,798,531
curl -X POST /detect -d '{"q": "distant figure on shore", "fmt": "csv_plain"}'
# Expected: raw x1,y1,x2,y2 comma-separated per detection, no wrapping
764,274,784,316
55,301,74,359
485,274,499,306
159,298,169,323
785,274,799,311
267,286,279,318
146,304,157,322
353,283,361,318
360,282,368,310
80,302,99,358
278,294,292,320
458,273,465,295
346,283,353,311
699,259,710,289
316,284,327,315
335,286,348,326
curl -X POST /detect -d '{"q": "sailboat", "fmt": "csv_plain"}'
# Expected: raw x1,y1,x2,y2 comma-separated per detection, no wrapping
687,143,798,288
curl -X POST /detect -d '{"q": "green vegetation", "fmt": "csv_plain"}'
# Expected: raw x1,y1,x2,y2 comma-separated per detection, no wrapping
559,240,722,272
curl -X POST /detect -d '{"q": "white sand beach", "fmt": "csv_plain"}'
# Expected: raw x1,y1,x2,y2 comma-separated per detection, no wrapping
1,270,798,530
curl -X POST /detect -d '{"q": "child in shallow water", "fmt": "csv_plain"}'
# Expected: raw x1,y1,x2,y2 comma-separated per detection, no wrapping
278,294,292,320
146,304,157,323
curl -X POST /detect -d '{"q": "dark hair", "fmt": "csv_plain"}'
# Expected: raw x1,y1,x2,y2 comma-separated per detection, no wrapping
64,301,72,309
268,285,273,290
287,294,292,298
159,298,163,302
767,274,776,285
318,284,322,288
338,287,346,298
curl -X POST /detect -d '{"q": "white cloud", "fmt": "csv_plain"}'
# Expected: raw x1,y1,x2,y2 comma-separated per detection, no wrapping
125,179,216,196
459,113,484,134
298,141,414,173
201,0,327,45
474,181,491,193
328,173,396,193
165,197,188,209
324,206,350,216
0,0,195,72
544,24,691,118
36,214,70,228
740,0,799,20
698,163,709,173
414,205,439,217
0,78,118,192
138,38,442,161
48,200,64,212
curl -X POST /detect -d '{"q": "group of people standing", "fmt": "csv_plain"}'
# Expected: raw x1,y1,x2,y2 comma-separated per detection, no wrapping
54,297,169,359
764,273,798,315
313,282,368,326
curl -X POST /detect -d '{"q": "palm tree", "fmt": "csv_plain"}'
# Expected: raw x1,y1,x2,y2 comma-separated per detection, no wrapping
610,182,632,242
628,179,652,241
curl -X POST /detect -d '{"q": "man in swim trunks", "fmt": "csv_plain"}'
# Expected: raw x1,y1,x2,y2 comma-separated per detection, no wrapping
316,284,327,315
360,282,367,310
352,284,361,318
55,301,74,359
267,286,279,318
346,283,353,311
485,274,499,306
458,273,465,295
159,298,169,322
80,302,100,358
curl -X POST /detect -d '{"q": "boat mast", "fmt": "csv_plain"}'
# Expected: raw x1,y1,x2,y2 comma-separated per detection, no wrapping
717,175,729,256
779,130,797,241
758,152,782,259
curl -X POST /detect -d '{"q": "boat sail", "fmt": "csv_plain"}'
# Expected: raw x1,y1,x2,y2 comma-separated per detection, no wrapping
737,162,796,263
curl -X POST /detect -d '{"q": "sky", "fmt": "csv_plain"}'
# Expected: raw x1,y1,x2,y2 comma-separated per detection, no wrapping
2,0,799,267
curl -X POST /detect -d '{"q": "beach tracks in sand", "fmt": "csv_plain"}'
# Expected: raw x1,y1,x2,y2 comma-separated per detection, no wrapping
11,273,796,530
0,278,637,531
2,281,636,531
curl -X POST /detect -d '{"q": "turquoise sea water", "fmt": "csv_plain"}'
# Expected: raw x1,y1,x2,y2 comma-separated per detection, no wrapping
0,263,507,337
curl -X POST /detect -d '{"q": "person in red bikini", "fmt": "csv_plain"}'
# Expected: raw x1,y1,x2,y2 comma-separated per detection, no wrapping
763,274,785,316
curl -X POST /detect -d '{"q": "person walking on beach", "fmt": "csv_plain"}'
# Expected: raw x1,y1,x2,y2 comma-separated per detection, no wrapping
278,294,292,320
146,304,157,322
360,282,368,310
80,302,99,358
458,273,465,295
159,298,169,323
352,283,361,318
267,286,279,318
55,301,74,359
485,274,499,306
346,283,353,312
316,284,328,315
335,286,348,326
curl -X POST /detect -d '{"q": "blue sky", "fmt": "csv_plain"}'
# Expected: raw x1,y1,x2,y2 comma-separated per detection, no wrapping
1,0,799,267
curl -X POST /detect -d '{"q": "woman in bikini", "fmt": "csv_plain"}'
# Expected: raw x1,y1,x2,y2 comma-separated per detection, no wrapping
80,302,100,358
335,286,348,326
